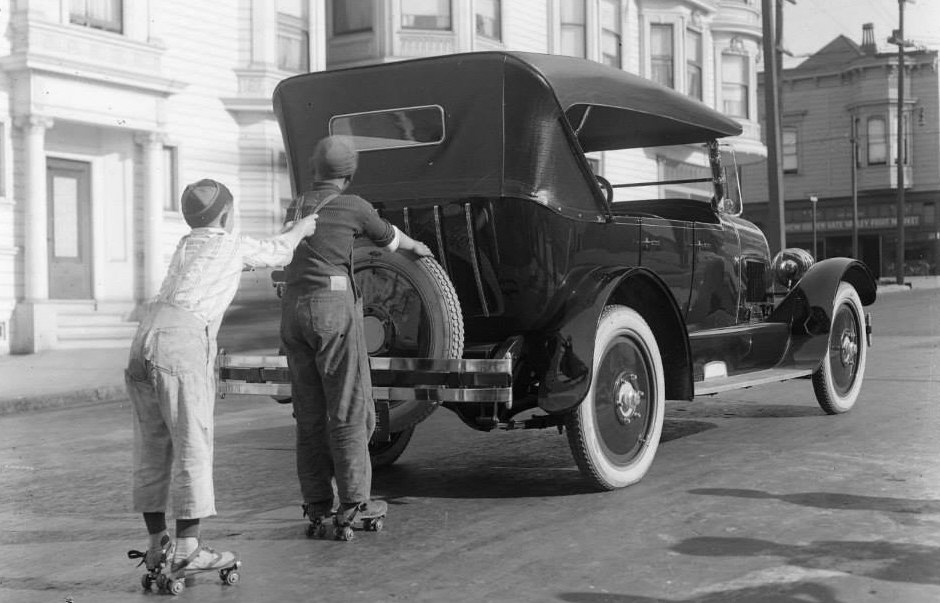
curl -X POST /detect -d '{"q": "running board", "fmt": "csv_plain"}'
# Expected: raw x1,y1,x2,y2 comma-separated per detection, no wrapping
217,352,513,407
694,367,813,396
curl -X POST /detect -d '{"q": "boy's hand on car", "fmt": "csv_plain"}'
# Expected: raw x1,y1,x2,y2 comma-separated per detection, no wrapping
293,213,318,237
411,241,433,258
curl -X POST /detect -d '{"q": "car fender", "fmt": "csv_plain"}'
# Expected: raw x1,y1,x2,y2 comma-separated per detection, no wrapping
532,266,691,414
768,258,876,369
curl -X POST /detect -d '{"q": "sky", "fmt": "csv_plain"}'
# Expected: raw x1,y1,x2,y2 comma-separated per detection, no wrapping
782,0,940,67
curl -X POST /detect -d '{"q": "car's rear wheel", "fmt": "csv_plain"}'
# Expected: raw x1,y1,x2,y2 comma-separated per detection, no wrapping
812,282,867,414
565,305,665,490
354,246,464,463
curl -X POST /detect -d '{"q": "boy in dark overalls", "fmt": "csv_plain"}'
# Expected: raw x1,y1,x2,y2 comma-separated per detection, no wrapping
281,136,431,538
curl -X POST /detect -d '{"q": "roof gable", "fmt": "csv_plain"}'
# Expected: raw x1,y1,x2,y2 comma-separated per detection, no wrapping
794,35,865,71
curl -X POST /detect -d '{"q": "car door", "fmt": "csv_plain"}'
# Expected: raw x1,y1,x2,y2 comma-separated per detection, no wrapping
686,214,742,331
639,217,694,317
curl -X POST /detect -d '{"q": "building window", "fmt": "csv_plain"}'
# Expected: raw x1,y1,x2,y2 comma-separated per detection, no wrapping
686,29,702,100
277,0,309,72
162,146,179,212
892,111,912,166
402,0,452,30
560,0,586,58
476,0,501,40
867,116,886,165
722,53,749,118
650,24,675,89
782,127,798,173
334,0,373,35
69,0,122,34
600,0,621,68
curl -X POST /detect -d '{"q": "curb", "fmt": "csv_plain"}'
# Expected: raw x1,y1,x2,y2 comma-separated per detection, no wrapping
0,385,126,416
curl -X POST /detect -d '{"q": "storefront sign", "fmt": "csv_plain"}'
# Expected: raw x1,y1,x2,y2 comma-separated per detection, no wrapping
786,215,920,233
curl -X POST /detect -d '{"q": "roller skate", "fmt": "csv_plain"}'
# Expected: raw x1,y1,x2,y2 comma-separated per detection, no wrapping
127,534,172,592
302,500,336,539
160,542,240,596
332,499,387,541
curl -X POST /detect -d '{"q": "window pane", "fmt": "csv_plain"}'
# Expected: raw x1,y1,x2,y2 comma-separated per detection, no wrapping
600,0,621,67
278,28,309,72
52,177,79,258
334,0,373,34
476,0,500,40
782,128,798,172
651,24,674,88
70,0,122,33
561,0,585,24
162,147,179,211
686,29,702,99
402,0,452,30
331,105,446,151
561,26,586,58
722,54,748,118
651,24,673,55
277,0,307,19
868,116,886,164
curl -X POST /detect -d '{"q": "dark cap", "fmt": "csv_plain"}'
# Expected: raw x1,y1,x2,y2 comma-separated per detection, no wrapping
310,136,358,180
181,179,233,227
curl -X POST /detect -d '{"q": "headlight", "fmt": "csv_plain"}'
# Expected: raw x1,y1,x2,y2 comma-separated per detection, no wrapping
771,248,815,288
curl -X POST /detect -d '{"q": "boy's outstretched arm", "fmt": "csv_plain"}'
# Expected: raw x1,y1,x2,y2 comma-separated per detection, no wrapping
242,213,318,269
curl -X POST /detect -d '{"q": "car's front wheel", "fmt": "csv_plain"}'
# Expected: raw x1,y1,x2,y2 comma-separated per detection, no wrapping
812,282,867,414
565,305,665,490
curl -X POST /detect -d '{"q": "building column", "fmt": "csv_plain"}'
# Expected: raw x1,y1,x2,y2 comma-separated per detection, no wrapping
16,115,54,301
135,132,165,300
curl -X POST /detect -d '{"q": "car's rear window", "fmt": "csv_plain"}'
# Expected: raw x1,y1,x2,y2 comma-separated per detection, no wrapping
330,105,445,151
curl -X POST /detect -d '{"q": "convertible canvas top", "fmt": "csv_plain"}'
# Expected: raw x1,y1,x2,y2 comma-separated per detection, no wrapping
273,51,743,209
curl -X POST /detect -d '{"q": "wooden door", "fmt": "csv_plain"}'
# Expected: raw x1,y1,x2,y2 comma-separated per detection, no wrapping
47,158,93,299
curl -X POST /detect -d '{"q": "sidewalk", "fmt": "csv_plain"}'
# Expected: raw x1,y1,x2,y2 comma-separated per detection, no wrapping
0,346,129,416
1,275,938,416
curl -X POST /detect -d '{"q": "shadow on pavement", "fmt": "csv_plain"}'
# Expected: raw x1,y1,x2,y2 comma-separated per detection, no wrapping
558,581,842,602
667,403,824,419
688,488,940,514
372,463,599,499
671,536,940,586
661,419,717,442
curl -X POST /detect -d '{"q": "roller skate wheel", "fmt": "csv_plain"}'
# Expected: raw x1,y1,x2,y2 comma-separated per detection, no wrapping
155,573,168,592
222,569,240,585
305,523,317,538
335,525,354,541
140,574,153,590
366,517,384,532
168,578,185,596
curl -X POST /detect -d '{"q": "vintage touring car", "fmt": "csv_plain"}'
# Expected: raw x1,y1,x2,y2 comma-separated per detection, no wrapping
219,51,876,491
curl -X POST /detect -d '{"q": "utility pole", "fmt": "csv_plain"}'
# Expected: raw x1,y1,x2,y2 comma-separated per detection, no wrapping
761,0,786,253
889,0,912,285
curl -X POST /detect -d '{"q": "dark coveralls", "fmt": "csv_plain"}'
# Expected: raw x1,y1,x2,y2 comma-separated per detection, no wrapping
281,182,396,507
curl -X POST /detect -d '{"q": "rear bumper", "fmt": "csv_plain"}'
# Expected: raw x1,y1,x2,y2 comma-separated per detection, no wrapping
218,353,513,407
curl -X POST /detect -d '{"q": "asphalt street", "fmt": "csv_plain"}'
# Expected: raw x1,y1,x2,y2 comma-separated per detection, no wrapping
0,287,938,602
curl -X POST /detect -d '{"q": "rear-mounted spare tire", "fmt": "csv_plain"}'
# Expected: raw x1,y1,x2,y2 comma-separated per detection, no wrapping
353,245,464,439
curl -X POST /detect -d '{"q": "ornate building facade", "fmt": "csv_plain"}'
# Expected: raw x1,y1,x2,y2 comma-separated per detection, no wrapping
741,23,940,279
0,0,764,354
